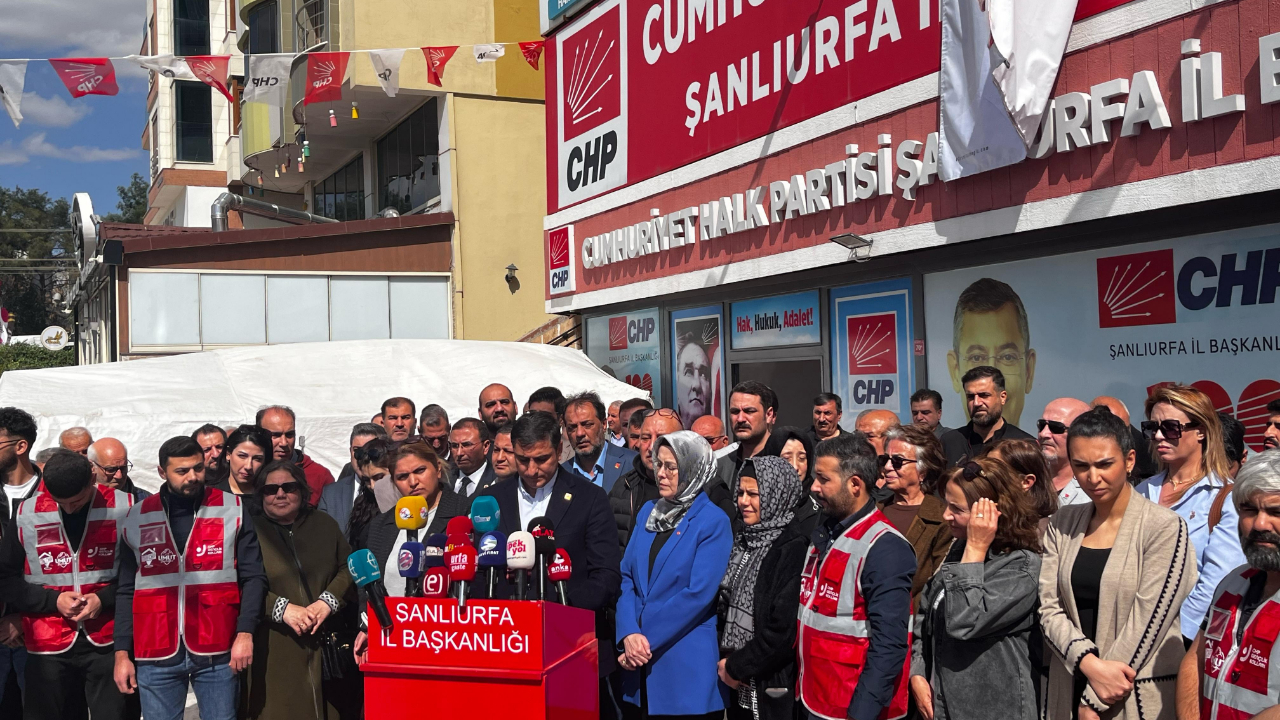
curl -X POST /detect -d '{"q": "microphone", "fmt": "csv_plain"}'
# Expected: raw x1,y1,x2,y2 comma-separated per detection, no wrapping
424,534,446,568
446,544,477,607
505,531,535,601
446,516,474,544
346,550,393,631
395,496,429,541
527,517,556,602
477,531,507,600
548,548,572,605
470,496,501,534
446,533,470,555
398,541,425,598
422,567,449,598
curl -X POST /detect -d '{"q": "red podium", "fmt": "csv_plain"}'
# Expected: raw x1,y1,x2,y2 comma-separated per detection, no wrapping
363,598,599,719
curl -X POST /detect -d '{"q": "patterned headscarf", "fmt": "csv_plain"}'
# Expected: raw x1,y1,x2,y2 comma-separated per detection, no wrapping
646,431,718,533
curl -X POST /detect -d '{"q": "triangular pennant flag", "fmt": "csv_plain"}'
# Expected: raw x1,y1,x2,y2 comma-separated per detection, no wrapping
187,56,234,103
421,46,459,88
368,49,405,98
519,41,545,70
304,51,350,105
473,44,506,63
49,58,119,98
243,54,292,107
0,61,28,128
123,54,195,80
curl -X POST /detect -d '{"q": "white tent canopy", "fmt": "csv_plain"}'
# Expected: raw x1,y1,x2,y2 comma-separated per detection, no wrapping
0,340,649,492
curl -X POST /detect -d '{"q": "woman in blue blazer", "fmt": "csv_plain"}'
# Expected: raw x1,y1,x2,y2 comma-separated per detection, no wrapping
616,430,732,719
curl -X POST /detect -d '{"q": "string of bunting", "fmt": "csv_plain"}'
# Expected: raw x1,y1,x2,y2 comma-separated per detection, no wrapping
0,41,546,129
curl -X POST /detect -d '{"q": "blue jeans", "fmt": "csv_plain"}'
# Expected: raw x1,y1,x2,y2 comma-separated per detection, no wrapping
136,648,237,720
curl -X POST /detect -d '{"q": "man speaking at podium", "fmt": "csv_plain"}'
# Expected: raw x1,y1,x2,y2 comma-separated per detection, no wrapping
476,411,623,719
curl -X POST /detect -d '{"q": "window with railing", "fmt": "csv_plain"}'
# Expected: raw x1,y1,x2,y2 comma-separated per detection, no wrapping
376,99,440,215
316,155,366,222
247,1,280,54
175,81,213,162
174,0,210,56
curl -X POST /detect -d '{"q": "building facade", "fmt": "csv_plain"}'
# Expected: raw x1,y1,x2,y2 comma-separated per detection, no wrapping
544,0,1280,447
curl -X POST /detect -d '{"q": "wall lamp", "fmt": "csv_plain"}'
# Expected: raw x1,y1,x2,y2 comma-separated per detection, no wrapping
829,233,874,262
505,264,519,282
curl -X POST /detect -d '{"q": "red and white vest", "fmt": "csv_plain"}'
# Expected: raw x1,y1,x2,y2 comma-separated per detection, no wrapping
1200,567,1280,720
14,484,131,654
120,487,242,661
797,509,912,720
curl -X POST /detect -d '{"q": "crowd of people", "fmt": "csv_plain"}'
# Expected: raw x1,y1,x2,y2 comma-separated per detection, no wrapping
0,366,1278,720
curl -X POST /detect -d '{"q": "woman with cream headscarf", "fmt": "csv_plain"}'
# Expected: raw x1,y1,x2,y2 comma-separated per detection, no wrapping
616,431,733,720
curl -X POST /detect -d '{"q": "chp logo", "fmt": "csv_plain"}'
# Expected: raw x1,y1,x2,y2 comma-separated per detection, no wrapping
547,226,576,296
555,0,628,208
609,313,655,351
1096,249,1177,328
846,312,898,407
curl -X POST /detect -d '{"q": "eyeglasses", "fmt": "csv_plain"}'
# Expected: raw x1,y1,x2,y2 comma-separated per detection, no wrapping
962,351,1026,369
878,454,913,471
640,408,679,420
701,435,726,445
1037,419,1068,435
93,460,133,476
1141,419,1200,441
263,482,303,496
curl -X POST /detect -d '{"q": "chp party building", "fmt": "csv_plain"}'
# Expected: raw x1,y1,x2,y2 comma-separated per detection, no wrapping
540,0,1280,448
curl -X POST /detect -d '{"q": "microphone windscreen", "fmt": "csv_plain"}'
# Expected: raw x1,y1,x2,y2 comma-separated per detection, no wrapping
422,567,449,597
527,515,555,536
398,541,425,578
446,533,470,554
548,548,572,582
395,496,429,531
477,531,507,567
446,515,474,539
346,549,382,586
424,533,447,568
469,496,501,533
447,545,477,581
506,531,535,570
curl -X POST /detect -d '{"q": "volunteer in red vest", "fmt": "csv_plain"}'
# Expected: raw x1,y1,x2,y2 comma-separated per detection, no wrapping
0,450,130,720
1178,449,1280,720
799,433,916,720
111,436,267,720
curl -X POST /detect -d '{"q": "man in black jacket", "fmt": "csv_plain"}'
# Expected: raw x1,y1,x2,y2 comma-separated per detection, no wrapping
607,410,681,553
0,408,38,717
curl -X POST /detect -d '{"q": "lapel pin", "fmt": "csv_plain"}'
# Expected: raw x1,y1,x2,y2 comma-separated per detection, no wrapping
564,493,572,502
614,462,621,469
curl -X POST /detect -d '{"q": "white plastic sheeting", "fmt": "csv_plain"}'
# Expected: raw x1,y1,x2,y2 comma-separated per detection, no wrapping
0,339,649,492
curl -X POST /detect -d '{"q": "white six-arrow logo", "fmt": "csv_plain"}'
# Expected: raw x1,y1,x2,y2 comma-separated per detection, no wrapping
567,29,615,127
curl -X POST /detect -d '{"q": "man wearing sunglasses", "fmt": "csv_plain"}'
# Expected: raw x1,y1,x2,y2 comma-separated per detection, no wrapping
1036,398,1092,507
88,438,150,502
256,405,334,507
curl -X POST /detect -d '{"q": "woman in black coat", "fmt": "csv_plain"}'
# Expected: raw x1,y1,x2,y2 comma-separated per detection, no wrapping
716,456,808,720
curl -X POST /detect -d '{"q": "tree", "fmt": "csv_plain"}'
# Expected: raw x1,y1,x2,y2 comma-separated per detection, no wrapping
104,172,148,224
0,186,76,335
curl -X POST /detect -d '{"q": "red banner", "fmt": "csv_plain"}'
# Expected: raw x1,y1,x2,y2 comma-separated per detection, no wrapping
422,46,459,87
186,55,233,103
304,51,350,105
520,41,546,70
49,58,118,98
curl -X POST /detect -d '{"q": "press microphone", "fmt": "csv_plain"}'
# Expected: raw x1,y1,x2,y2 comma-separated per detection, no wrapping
548,548,572,605
527,517,556,602
506,531,535,601
470,496,501,534
422,567,449,597
477,531,507,599
446,533,470,554
398,541,425,598
446,544,477,607
346,549,393,631
446,516,474,544
424,534,446,568
395,496,429,541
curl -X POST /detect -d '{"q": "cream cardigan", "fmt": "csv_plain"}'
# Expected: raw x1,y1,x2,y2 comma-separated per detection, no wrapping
1039,491,1197,720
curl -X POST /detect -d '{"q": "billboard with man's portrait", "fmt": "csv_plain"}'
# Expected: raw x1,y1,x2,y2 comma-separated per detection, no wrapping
670,305,725,430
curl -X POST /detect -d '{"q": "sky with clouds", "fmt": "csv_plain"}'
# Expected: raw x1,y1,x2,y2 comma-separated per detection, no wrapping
0,0,149,216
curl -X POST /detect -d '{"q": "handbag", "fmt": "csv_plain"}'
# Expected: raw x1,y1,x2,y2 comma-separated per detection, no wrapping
278,523,361,681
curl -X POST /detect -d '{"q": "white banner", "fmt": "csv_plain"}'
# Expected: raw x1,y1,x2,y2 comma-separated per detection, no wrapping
123,54,195,80
473,44,505,62
937,0,1026,181
0,61,27,128
368,49,404,97
988,0,1078,148
243,54,293,106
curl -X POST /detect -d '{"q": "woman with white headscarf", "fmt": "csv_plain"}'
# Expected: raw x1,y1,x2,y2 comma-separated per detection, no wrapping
716,456,808,720
616,431,733,720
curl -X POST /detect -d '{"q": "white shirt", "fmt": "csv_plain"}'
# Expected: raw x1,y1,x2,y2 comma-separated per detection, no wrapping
714,442,739,460
608,434,626,447
3,475,37,516
380,506,439,598
454,463,488,497
517,476,557,531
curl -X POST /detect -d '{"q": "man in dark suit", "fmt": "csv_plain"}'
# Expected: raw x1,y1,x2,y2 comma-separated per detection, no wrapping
448,418,502,498
562,392,638,494
476,411,622,720
318,422,387,535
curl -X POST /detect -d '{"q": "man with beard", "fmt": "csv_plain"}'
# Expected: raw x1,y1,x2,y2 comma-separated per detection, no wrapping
88,438,151,501
939,367,1033,466
1177,450,1280,720
800,433,915,720
478,384,518,435
1264,399,1280,452
1036,398,1092,507
607,409,681,553
381,397,418,444
256,406,333,506
191,425,228,486
112,437,267,720
675,333,714,431
946,278,1036,427
562,393,636,493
